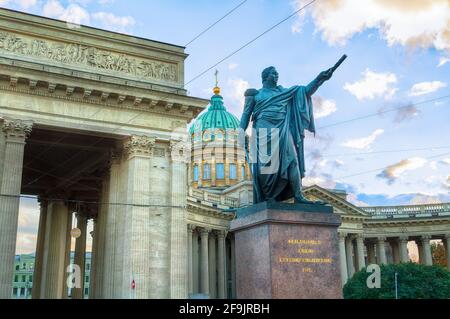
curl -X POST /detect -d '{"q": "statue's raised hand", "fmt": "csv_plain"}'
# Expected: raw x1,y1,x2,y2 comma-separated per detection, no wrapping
318,68,334,82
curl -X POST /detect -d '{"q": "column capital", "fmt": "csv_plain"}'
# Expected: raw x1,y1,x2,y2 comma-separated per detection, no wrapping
187,224,196,233
355,233,365,240
421,235,432,241
124,135,156,158
215,229,228,239
199,227,211,236
2,119,33,140
399,235,409,242
444,233,450,240
339,232,347,240
110,148,122,165
170,138,189,163
377,237,387,242
37,196,48,208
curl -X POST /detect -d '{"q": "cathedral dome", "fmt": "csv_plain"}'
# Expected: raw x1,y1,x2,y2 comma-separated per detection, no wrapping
188,83,251,190
189,87,240,142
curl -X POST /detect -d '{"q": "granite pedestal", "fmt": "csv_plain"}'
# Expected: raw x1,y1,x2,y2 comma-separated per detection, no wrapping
230,202,343,299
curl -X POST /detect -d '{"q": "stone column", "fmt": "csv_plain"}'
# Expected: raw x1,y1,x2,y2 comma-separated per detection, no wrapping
356,234,366,271
94,175,109,299
193,230,199,293
187,225,195,295
169,140,188,299
345,236,355,278
32,198,48,299
0,120,5,189
421,235,433,266
399,236,410,263
0,119,32,299
416,240,424,264
40,201,71,299
339,233,348,286
391,240,400,264
377,237,387,265
366,241,376,264
230,235,236,299
102,153,120,299
200,228,210,296
208,232,217,299
444,234,450,271
89,218,98,299
198,161,203,188
121,136,154,299
217,230,227,299
72,213,88,299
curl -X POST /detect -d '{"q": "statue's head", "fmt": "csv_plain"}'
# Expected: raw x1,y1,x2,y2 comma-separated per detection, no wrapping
262,66,279,86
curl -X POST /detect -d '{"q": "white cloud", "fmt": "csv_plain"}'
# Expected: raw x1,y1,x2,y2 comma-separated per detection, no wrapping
409,81,447,97
342,129,384,150
92,11,135,33
43,0,90,28
444,175,450,190
303,176,337,189
344,69,398,100
438,56,450,67
227,78,249,108
312,96,337,119
0,0,37,8
377,157,427,185
16,199,39,254
291,0,450,52
228,63,239,70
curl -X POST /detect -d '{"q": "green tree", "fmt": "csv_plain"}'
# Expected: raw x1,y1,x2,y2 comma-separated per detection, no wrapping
431,242,448,268
344,263,450,299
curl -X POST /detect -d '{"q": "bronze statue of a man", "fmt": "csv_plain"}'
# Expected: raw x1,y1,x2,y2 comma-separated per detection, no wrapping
240,65,338,204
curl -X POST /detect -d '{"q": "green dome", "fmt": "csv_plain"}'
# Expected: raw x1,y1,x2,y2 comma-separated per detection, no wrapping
189,93,240,140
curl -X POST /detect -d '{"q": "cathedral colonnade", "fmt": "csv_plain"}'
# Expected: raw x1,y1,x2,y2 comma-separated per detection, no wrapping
186,225,231,299
0,119,192,298
339,232,450,286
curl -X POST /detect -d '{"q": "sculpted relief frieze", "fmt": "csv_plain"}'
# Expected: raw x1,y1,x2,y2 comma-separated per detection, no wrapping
0,31,178,83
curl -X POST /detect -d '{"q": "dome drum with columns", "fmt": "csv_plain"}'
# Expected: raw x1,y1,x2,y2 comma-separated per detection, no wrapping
189,85,251,190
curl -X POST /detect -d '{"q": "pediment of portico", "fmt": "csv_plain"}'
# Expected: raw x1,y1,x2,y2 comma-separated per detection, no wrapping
303,185,369,220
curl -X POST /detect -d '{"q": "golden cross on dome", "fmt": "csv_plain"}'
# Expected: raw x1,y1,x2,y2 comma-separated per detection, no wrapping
213,69,221,95
215,69,219,87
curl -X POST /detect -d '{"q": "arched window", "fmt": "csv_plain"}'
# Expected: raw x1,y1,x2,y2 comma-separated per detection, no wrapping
216,163,225,180
203,163,211,180
193,165,199,182
215,130,224,141
229,164,237,180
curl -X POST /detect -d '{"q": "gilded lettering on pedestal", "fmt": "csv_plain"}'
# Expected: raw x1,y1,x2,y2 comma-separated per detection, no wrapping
0,31,178,83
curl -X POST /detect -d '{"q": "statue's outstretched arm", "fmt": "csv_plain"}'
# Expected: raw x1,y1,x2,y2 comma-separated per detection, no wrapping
306,68,334,96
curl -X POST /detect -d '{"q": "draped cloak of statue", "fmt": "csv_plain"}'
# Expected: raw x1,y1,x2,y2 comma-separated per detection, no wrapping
241,85,315,203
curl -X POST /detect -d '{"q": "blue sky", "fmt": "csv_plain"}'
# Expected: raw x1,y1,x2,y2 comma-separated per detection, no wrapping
1,0,449,252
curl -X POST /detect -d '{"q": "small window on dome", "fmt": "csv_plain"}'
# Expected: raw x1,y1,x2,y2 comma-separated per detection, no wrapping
193,165,199,182
203,131,211,141
216,163,225,180
216,130,224,141
203,163,211,180
230,164,237,180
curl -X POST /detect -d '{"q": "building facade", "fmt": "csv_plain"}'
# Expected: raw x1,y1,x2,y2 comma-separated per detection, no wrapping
12,253,92,299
